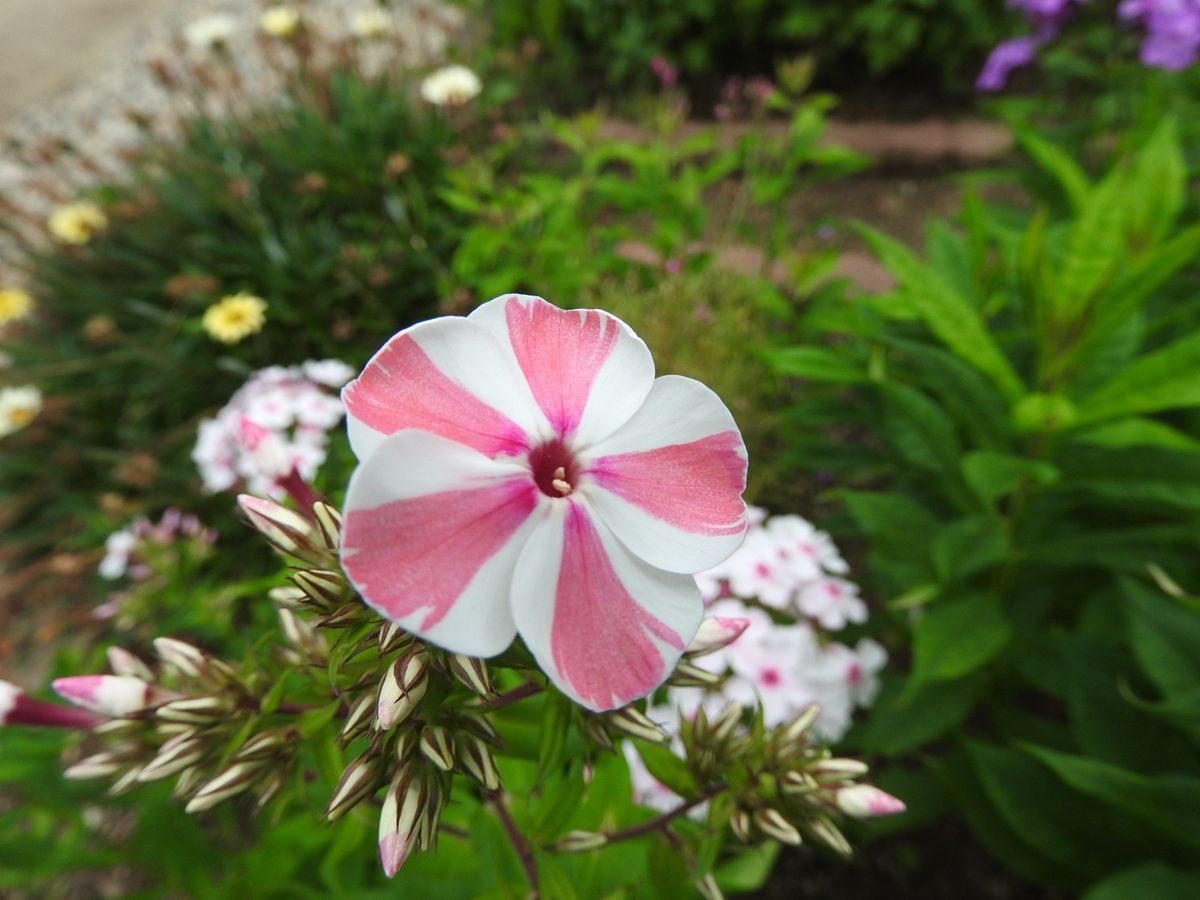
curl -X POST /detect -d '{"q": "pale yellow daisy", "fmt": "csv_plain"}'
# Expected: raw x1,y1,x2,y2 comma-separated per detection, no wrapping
0,386,42,437
260,5,301,38
202,293,268,344
48,201,108,245
0,288,34,324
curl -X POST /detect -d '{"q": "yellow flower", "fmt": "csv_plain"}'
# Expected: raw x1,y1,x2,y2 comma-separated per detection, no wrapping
260,5,301,38
202,293,268,344
0,386,42,438
48,201,108,245
0,288,34,324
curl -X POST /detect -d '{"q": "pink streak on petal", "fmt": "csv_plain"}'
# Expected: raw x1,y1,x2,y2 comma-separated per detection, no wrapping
52,675,104,707
503,296,618,437
590,432,747,536
551,505,683,709
344,334,529,456
343,480,537,630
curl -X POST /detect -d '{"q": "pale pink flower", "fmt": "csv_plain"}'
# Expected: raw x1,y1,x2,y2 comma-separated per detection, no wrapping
339,294,749,711
52,675,154,717
765,515,848,577
835,784,906,817
796,577,867,630
721,528,798,608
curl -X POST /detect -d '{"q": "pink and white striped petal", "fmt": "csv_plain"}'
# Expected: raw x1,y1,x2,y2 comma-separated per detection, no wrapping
469,294,654,444
342,316,541,461
585,375,748,574
511,500,703,712
341,431,540,657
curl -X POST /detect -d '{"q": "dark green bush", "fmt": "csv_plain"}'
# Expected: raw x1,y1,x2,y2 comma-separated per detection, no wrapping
770,121,1200,895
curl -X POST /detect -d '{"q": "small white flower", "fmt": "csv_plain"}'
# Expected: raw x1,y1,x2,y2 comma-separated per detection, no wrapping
184,13,237,50
0,385,41,437
349,8,392,38
420,64,482,107
260,5,301,38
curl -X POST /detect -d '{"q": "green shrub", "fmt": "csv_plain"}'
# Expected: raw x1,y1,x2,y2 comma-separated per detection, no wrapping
770,121,1200,894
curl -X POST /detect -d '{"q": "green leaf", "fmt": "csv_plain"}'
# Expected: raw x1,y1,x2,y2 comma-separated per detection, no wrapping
1076,330,1200,424
633,741,697,799
1123,577,1200,697
909,593,1011,688
1072,417,1200,453
1021,743,1200,848
1046,170,1126,325
1015,126,1091,210
646,834,694,898
856,675,980,753
294,701,340,739
713,843,779,893
537,691,574,778
1123,119,1186,248
881,383,961,474
858,224,1023,400
531,761,587,843
930,515,1010,582
962,451,1061,505
1084,863,1200,900
761,345,866,384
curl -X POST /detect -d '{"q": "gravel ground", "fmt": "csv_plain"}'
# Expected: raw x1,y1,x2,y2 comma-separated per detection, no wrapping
0,0,464,272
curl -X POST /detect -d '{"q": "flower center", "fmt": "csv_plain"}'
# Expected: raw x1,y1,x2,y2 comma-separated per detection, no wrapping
528,438,579,498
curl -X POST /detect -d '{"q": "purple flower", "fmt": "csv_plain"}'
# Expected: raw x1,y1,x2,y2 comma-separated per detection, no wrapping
976,36,1042,91
649,56,678,90
1123,0,1200,70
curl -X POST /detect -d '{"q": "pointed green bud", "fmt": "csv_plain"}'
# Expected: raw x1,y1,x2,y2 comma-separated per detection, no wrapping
419,725,455,772
238,494,322,561
107,646,154,681
269,585,309,610
315,603,363,629
324,751,381,821
377,621,413,655
173,765,204,799
781,770,820,796
754,808,802,845
64,751,125,780
393,728,418,762
729,807,753,843
811,758,870,781
312,502,343,553
156,696,229,725
153,637,210,680
138,736,206,782
667,661,724,688
277,608,328,660
234,729,291,762
605,707,668,744
581,715,614,751
340,692,375,742
290,568,346,611
378,768,428,878
777,703,821,748
809,816,853,857
377,652,428,731
709,702,743,744
186,761,265,813
447,654,494,697
108,766,145,796
457,710,500,744
456,733,501,790
555,830,609,853
255,769,286,811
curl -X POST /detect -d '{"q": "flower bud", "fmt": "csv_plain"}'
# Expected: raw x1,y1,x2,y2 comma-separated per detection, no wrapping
106,647,154,681
685,617,750,659
237,494,319,560
377,622,413,655
315,603,364,629
277,608,328,660
52,675,152,717
666,661,724,689
457,733,501,790
324,751,382,821
776,703,821,749
173,766,205,799
696,873,724,900
153,638,210,680
555,830,609,853
809,816,853,856
419,725,455,772
811,758,870,781
186,761,265,813
456,711,500,744
156,696,229,725
781,770,819,796
1,680,102,729
340,692,375,742
234,729,291,762
268,585,309,610
138,735,207,782
109,766,145,796
65,751,126,779
378,769,427,878
255,769,286,811
377,652,428,731
605,707,668,744
393,727,419,762
708,702,743,745
311,501,342,553
290,568,347,611
447,654,494,697
835,784,906,818
754,808,802,845
581,715,614,751
729,807,753,842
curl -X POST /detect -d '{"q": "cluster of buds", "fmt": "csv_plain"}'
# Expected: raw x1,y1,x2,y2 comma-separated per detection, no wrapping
688,703,903,854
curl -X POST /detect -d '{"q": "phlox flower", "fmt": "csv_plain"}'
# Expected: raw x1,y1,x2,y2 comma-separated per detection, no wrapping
193,360,351,498
796,577,867,631
420,64,483,107
339,294,749,711
1,679,102,729
0,288,34,325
